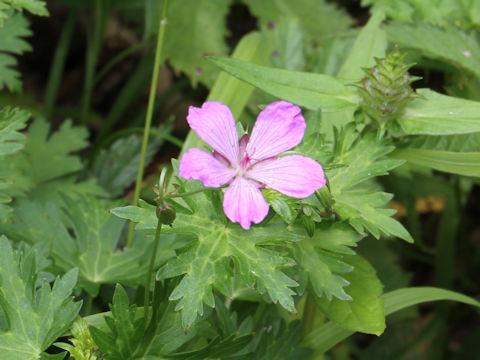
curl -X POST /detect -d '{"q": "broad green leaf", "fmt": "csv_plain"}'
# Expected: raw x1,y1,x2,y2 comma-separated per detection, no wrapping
0,197,177,295
316,255,385,335
0,118,104,205
392,148,480,177
22,118,87,183
112,175,303,329
0,11,32,91
292,222,362,301
324,127,412,242
162,0,234,86
244,0,352,38
304,286,480,355
387,22,480,79
0,236,81,359
399,89,480,135
338,9,387,80
183,31,271,153
209,57,359,112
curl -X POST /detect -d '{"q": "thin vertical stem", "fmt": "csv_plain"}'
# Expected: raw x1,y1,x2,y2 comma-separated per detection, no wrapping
44,9,77,120
80,1,109,125
144,220,162,320
302,293,318,338
126,0,169,248
83,293,93,316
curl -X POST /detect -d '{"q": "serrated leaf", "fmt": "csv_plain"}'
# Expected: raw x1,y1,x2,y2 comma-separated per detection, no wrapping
244,0,352,39
112,178,303,329
22,118,87,183
315,254,385,335
292,237,352,302
0,0,48,19
0,107,29,155
89,284,211,359
0,236,81,359
209,57,359,112
262,188,299,224
324,127,412,242
334,190,413,242
399,89,480,135
0,107,29,218
0,197,177,295
0,118,105,207
0,11,32,91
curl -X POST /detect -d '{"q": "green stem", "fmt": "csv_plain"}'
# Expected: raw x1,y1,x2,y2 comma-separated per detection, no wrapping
126,0,169,248
80,1,110,125
83,293,93,316
302,293,317,338
44,9,77,120
144,220,162,321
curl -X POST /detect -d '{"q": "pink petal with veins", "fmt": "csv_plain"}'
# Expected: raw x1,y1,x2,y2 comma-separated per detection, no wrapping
247,155,326,198
187,102,239,166
179,148,235,188
246,101,306,161
223,177,270,230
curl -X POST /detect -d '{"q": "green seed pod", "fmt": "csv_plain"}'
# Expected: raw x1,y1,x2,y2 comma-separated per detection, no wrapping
357,49,420,126
156,201,176,225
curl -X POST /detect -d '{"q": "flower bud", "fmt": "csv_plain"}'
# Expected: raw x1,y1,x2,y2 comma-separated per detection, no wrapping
357,49,420,126
156,201,176,225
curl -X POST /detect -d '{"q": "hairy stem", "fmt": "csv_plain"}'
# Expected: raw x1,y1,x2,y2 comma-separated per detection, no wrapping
144,219,162,321
126,0,169,248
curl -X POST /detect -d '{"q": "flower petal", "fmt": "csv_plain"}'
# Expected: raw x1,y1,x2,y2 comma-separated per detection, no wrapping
246,101,306,160
223,177,269,230
179,148,235,187
187,101,239,166
247,155,326,198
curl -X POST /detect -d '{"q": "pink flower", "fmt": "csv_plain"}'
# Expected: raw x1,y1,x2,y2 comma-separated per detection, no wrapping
179,101,326,230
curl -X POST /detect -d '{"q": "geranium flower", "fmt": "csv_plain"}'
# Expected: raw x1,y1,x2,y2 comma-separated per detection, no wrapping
179,101,326,230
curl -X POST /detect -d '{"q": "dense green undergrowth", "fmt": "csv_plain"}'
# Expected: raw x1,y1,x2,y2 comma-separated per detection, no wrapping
0,0,479,359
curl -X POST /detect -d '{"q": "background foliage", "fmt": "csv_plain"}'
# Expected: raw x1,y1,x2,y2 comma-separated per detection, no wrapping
0,0,479,359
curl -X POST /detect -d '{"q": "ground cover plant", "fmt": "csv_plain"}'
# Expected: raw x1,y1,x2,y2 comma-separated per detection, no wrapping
0,0,480,359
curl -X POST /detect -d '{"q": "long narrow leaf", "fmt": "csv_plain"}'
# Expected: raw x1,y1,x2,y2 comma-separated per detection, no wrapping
303,287,480,354
392,148,480,177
